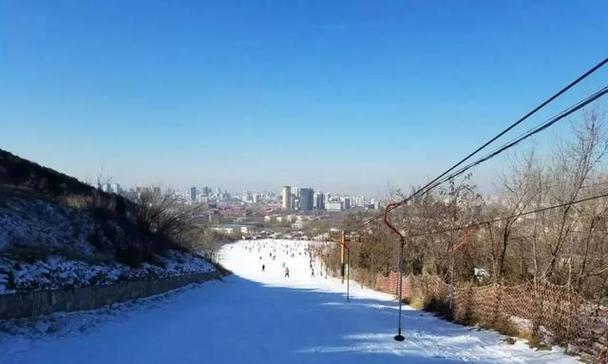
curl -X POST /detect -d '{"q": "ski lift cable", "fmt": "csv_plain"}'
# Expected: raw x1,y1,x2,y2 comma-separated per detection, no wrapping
351,77,608,233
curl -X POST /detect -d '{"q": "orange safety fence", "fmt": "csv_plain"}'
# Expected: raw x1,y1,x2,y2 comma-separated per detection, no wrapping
374,272,608,363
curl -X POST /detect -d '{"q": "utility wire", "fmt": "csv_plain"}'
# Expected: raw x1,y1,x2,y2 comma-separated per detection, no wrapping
400,57,608,208
408,190,608,238
355,57,608,230
351,84,608,233
401,85,608,204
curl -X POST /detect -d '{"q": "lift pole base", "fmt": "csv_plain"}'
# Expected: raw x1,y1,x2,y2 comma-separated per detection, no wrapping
394,334,405,341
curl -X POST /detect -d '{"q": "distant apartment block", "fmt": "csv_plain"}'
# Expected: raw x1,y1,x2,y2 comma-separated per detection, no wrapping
282,186,292,210
190,186,197,202
299,187,314,211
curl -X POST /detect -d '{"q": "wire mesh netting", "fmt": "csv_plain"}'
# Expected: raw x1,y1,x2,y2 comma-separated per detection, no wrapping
375,272,608,363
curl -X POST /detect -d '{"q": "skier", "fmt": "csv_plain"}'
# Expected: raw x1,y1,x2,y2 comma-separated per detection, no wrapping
284,267,290,278
262,264,265,272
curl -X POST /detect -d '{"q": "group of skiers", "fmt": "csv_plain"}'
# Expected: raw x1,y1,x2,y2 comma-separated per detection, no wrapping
259,263,288,277
253,241,298,278
244,239,328,280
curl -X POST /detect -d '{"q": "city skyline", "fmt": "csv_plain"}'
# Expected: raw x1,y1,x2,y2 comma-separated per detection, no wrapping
98,180,382,201
94,179,382,214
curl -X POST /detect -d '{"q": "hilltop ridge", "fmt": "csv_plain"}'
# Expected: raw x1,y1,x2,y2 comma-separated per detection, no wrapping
0,149,214,294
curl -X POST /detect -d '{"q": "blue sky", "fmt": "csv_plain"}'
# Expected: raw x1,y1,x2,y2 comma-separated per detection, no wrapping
1,1,607,195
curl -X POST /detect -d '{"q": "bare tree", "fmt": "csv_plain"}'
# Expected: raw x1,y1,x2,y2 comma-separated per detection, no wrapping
495,151,542,282
542,109,608,282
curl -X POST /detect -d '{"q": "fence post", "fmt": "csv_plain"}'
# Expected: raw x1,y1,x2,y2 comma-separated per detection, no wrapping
532,282,542,342
564,284,576,354
447,279,453,310
492,283,501,325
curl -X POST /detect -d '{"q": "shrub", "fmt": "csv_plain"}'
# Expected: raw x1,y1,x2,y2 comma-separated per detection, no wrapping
405,296,426,310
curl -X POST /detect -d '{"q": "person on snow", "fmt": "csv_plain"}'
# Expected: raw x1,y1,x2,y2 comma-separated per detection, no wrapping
262,264,265,272
284,267,290,278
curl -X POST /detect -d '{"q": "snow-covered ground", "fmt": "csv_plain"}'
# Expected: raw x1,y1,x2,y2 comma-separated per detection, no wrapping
0,250,215,295
0,239,581,364
0,197,216,294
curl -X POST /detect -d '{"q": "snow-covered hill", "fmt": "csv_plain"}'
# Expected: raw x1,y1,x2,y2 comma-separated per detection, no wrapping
0,196,215,295
0,250,215,295
0,149,217,294
0,239,581,364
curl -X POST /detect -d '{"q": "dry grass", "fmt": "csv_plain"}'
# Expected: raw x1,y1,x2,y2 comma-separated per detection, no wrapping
522,331,553,351
479,319,520,338
61,194,91,209
403,296,426,310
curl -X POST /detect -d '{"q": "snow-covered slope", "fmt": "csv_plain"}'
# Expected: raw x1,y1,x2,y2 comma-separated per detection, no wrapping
0,239,581,364
0,196,215,294
0,250,215,294
0,197,94,253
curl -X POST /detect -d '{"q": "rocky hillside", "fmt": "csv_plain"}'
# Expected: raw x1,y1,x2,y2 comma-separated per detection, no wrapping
0,149,214,294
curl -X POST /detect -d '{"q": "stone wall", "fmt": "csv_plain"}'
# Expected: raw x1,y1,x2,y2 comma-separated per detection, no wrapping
0,270,222,320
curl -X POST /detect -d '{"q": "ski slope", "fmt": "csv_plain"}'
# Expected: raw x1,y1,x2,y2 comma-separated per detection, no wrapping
0,239,580,364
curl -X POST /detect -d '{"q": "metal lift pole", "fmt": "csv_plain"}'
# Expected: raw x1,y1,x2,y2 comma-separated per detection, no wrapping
383,203,406,342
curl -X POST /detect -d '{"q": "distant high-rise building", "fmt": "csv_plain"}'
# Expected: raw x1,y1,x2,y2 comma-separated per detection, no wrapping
190,186,197,202
282,186,292,210
313,192,325,210
342,197,351,210
299,187,314,211
112,183,121,195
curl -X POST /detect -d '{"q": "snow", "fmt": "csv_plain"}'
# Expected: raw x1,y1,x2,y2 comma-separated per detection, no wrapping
0,239,581,364
0,198,215,295
0,197,216,294
0,251,215,294
0,198,93,254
